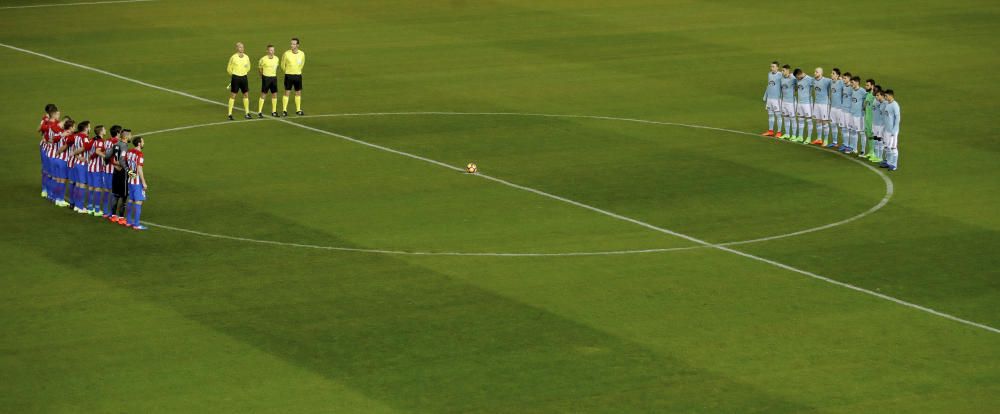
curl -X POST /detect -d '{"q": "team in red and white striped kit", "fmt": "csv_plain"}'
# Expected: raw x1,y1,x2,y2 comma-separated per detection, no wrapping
38,104,149,230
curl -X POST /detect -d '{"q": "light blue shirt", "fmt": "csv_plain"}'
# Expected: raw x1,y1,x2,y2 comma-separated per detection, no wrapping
872,100,884,125
812,77,832,105
880,102,891,128
841,83,854,110
795,76,814,104
830,79,844,107
884,100,900,134
850,87,866,116
780,75,796,101
764,71,781,100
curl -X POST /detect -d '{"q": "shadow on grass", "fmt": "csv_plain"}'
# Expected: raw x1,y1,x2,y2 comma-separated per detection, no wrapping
26,190,810,413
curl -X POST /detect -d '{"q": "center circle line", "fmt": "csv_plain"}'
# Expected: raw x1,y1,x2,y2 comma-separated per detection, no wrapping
139,111,893,257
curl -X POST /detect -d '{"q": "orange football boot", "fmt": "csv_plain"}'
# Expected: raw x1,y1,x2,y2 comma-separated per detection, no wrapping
761,130,775,136
810,139,824,145
775,132,784,138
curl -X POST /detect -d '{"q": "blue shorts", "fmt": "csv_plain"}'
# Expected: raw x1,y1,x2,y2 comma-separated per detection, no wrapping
42,154,50,175
87,171,102,188
73,164,87,184
128,184,146,201
55,160,68,180
102,172,113,189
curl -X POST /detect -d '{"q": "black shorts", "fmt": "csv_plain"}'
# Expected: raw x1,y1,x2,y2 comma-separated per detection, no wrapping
261,76,278,93
230,75,249,93
283,74,302,91
112,169,128,197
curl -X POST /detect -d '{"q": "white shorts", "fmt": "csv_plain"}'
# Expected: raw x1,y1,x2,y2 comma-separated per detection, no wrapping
838,107,852,126
781,101,795,117
873,124,883,137
766,98,780,113
812,104,830,121
852,115,863,131
884,133,898,149
796,103,812,118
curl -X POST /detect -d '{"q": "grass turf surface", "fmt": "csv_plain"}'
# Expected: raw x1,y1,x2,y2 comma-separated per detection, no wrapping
1,0,999,412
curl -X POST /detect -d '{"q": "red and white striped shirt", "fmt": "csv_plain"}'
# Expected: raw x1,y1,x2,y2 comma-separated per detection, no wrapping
45,126,63,158
103,137,119,173
56,132,75,162
125,148,144,185
38,116,51,149
66,133,89,167
86,138,106,173
39,120,58,154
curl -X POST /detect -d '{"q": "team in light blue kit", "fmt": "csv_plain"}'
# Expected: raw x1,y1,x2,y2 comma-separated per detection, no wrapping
758,61,902,171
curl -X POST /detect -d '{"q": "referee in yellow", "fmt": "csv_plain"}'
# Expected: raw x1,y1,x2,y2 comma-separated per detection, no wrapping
280,37,306,116
226,42,253,120
257,44,279,118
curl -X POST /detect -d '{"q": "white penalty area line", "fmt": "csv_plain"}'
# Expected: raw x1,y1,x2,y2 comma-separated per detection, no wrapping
0,0,153,10
4,42,997,335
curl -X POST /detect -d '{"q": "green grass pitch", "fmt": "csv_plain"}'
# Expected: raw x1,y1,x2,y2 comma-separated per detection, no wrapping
1,0,998,412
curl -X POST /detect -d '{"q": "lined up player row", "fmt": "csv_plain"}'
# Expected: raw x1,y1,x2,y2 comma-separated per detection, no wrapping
761,62,902,171
36,104,149,230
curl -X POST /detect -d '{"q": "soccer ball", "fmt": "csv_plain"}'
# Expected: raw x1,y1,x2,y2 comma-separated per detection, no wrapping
466,162,478,173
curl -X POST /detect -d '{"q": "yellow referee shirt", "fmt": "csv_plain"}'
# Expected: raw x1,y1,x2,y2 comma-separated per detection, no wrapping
227,53,251,76
258,55,278,77
280,50,305,75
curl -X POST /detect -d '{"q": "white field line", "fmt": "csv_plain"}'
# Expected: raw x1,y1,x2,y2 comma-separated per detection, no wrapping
4,42,997,335
0,0,153,10
141,119,250,136
0,42,222,108
142,222,699,257
139,113,891,251
293,112,895,247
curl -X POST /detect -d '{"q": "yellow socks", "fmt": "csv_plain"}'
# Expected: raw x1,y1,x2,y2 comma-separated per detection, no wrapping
282,95,289,111
271,97,277,113
227,98,235,115
258,97,265,113
242,97,249,113
294,96,301,112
